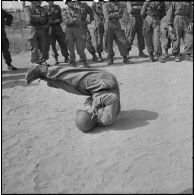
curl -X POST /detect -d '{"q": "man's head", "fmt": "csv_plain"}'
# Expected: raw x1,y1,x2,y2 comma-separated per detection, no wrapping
31,1,42,7
75,110,98,133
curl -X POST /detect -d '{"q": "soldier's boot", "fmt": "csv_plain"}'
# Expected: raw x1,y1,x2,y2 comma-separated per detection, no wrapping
164,49,169,58
157,55,166,63
174,54,181,62
92,54,99,62
107,58,114,65
64,56,69,63
83,61,90,68
69,60,76,67
98,53,104,62
54,58,59,65
139,51,148,58
6,62,17,71
123,56,134,64
184,54,193,62
25,64,48,85
149,53,155,62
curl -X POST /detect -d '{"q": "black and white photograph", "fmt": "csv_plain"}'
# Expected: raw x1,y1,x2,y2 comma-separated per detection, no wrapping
1,0,193,194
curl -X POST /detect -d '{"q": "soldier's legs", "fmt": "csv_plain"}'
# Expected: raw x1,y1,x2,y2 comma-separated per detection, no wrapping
55,27,69,59
2,30,12,65
50,33,58,59
183,31,193,56
173,19,183,56
94,22,104,54
66,28,76,62
39,28,48,62
136,16,145,52
85,26,96,55
126,17,136,52
114,23,129,57
153,25,162,55
97,99,120,126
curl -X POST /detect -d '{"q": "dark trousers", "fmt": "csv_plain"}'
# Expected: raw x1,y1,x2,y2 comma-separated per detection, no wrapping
94,22,104,54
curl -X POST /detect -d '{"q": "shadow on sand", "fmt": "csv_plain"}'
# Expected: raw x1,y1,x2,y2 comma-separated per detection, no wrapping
89,109,159,134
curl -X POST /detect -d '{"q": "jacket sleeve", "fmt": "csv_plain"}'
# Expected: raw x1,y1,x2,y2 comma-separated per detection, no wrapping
2,9,13,26
93,93,118,107
102,3,122,20
62,8,78,26
166,2,175,26
25,7,41,25
141,2,147,19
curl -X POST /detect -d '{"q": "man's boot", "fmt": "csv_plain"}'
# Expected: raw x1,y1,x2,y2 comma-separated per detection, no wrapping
69,60,76,67
157,55,166,63
98,53,103,62
174,54,180,62
107,58,113,65
6,62,17,71
139,51,148,58
123,56,134,64
92,54,99,62
83,61,90,68
149,53,155,62
25,64,48,85
54,58,59,65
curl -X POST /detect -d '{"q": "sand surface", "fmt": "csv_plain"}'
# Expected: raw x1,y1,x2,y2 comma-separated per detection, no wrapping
2,48,193,194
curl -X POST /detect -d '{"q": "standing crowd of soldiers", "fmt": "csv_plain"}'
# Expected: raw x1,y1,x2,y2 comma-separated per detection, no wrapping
2,1,194,71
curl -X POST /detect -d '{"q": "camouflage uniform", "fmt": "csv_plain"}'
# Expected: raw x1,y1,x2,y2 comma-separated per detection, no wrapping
43,66,120,126
102,2,130,64
160,2,174,57
92,2,104,60
44,3,69,64
75,2,98,61
166,2,193,60
126,1,147,56
25,3,49,64
62,5,88,66
141,1,166,62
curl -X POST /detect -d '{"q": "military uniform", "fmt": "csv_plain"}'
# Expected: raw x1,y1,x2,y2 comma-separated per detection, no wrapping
25,3,49,64
92,2,104,60
44,3,69,64
75,2,98,61
166,2,193,61
62,5,88,66
27,65,121,126
126,1,147,57
102,2,130,64
160,2,174,57
141,1,166,62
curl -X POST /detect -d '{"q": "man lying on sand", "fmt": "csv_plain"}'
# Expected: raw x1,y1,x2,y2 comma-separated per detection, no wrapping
25,64,121,132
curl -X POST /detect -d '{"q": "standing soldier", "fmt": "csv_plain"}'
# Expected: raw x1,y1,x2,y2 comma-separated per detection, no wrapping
166,2,193,62
102,2,132,65
75,1,99,62
62,1,89,67
44,1,69,65
2,9,17,71
126,1,148,58
92,2,104,62
141,1,166,63
25,1,49,65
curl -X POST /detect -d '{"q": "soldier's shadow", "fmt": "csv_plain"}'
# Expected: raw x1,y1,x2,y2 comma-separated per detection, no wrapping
89,109,159,134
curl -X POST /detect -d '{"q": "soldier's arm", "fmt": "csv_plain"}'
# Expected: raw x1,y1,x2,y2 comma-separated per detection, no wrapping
166,2,175,26
102,3,121,20
25,7,41,24
62,9,78,26
141,1,147,19
2,9,13,26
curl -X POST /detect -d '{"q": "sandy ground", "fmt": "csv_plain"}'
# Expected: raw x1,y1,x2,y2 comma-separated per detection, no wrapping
2,47,193,194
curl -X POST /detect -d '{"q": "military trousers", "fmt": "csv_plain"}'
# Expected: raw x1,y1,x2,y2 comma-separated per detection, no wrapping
142,15,162,55
94,22,104,54
172,16,193,56
104,21,129,59
2,29,12,65
28,26,49,64
49,25,69,59
125,14,145,52
66,25,86,62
